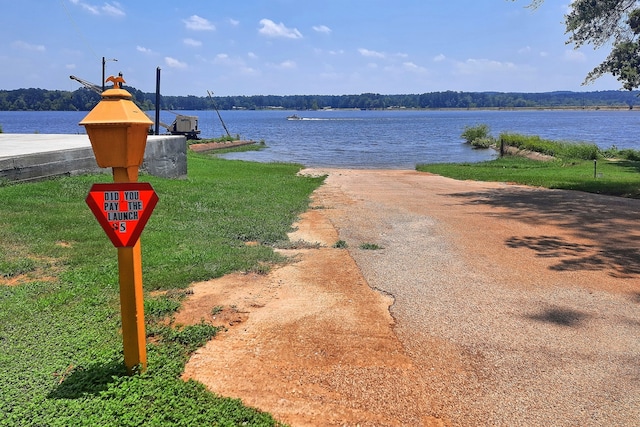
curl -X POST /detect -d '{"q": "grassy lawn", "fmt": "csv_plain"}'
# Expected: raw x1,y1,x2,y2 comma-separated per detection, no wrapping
417,157,640,198
0,152,324,426
429,127,640,198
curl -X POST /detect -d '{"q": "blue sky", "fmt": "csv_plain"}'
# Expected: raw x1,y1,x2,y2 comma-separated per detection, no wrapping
0,0,623,96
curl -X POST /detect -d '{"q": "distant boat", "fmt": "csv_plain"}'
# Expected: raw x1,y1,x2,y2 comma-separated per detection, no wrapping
286,114,302,120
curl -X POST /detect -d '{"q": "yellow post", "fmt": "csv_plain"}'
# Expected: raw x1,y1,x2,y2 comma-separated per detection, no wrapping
116,242,146,372
80,76,153,374
113,166,147,373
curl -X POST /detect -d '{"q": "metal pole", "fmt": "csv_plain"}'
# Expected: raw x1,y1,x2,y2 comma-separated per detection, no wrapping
207,90,231,137
155,67,161,136
102,58,118,92
102,57,105,92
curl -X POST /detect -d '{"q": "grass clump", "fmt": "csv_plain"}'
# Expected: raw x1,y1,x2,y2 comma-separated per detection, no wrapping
461,124,491,144
187,134,240,145
499,132,600,160
273,239,322,249
360,243,383,250
333,240,348,249
461,124,497,149
0,152,320,426
144,289,192,322
150,321,221,354
601,145,640,161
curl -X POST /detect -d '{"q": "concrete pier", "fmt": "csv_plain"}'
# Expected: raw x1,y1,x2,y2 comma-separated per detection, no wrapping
0,134,187,182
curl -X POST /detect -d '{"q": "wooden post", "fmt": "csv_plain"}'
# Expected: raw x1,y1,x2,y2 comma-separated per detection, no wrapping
113,166,147,373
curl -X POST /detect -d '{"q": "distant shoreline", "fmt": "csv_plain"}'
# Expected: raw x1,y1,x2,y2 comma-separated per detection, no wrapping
274,105,638,112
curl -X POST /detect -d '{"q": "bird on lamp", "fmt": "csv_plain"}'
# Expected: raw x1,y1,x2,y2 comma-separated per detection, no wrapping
106,75,125,89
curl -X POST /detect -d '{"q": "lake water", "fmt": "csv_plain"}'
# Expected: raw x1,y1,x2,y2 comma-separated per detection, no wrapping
1,109,639,169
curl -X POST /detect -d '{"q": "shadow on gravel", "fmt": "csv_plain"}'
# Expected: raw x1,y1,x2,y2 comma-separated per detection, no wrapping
447,188,640,278
527,306,591,327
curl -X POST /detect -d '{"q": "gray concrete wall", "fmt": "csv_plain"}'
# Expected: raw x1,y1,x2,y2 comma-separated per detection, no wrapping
141,135,187,179
0,135,187,182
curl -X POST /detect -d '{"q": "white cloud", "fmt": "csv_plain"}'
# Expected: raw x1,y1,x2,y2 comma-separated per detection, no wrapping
102,2,125,17
402,61,427,73
247,52,258,59
11,41,45,52
564,49,586,62
228,18,240,26
183,15,215,31
455,58,516,75
165,57,187,69
358,48,385,59
518,46,532,54
268,60,296,69
239,66,259,75
213,53,235,65
136,45,153,54
433,53,446,62
69,0,124,17
208,53,258,75
183,38,202,47
69,0,98,14
312,25,332,34
278,60,296,69
258,19,302,39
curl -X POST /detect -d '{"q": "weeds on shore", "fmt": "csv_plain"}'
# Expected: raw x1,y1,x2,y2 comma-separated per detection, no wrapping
333,240,348,249
360,243,383,250
187,134,241,145
431,125,640,198
460,123,640,161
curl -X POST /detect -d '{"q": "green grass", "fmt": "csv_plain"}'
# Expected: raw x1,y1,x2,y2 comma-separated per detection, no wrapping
417,157,640,198
332,240,348,249
187,134,240,145
205,143,265,156
499,132,600,159
359,243,383,250
0,152,323,426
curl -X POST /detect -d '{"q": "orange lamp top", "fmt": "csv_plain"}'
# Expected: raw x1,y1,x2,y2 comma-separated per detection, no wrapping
79,76,152,127
79,75,153,173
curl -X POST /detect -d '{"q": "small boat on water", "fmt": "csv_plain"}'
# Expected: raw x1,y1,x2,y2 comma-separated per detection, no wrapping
286,114,303,120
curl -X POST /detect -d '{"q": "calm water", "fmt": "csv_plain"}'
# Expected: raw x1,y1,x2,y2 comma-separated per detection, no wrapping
1,109,639,169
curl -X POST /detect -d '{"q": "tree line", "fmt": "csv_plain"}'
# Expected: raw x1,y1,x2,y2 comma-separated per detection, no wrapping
1,87,638,112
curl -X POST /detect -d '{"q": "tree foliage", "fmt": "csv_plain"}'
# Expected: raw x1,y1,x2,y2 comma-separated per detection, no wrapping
515,0,640,90
1,88,639,111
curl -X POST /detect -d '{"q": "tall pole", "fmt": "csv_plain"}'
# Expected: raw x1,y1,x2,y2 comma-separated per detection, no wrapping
155,67,161,136
102,57,118,92
102,57,105,92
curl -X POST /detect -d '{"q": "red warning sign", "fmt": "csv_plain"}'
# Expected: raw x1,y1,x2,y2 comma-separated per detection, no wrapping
86,182,159,247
